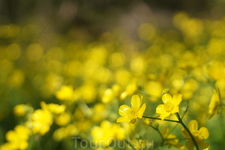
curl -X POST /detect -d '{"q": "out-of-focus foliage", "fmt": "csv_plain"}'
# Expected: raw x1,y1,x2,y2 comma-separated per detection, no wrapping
1,1,225,149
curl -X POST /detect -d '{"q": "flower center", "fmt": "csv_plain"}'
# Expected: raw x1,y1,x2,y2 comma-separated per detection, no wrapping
164,101,174,112
193,132,204,141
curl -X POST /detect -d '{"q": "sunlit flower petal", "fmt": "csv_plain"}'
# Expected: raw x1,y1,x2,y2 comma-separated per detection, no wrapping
137,103,146,118
199,127,209,139
131,95,142,111
173,94,182,105
116,117,130,123
159,112,171,120
188,120,198,131
208,89,220,119
171,105,179,114
119,105,132,116
162,93,172,103
156,104,165,114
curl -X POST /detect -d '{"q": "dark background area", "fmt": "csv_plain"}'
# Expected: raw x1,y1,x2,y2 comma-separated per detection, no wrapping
1,0,225,39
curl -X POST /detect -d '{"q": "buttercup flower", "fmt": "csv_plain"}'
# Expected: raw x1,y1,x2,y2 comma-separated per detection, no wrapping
156,93,182,120
117,95,146,124
182,120,210,150
208,89,220,119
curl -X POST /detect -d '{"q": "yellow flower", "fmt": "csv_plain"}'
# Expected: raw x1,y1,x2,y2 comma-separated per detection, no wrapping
91,120,116,147
117,95,146,124
55,112,71,126
46,103,66,114
4,125,30,150
120,80,137,100
208,89,221,119
53,124,78,141
13,104,30,116
91,120,127,147
161,127,184,149
156,93,182,120
182,120,210,150
27,108,53,135
55,85,75,101
129,138,154,150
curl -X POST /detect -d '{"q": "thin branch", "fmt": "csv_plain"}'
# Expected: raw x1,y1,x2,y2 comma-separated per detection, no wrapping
175,113,199,150
125,140,136,150
143,116,179,123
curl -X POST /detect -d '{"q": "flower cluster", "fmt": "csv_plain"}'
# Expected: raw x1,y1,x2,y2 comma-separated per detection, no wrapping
182,120,210,150
1,11,225,150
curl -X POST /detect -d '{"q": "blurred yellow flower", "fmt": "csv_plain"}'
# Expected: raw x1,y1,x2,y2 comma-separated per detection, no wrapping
129,138,154,150
4,125,30,150
120,80,137,100
27,108,53,135
55,85,75,101
102,84,121,104
208,89,221,119
117,95,146,124
53,124,78,141
161,127,184,149
102,88,114,103
47,103,66,114
92,103,107,122
182,120,210,150
79,83,97,103
91,121,116,147
55,112,71,126
156,93,182,120
53,127,65,141
206,60,225,80
13,104,28,116
91,120,126,147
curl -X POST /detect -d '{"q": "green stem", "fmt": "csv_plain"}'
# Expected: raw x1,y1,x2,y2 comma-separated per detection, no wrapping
125,140,136,150
143,116,179,123
175,113,199,150
150,124,165,145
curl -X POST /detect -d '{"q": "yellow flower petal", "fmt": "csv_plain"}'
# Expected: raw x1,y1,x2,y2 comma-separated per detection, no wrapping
131,95,142,111
137,103,146,118
171,105,179,114
162,93,172,103
199,127,209,139
186,139,194,150
160,112,171,120
188,120,198,132
6,130,17,141
161,127,169,138
173,94,182,105
164,101,174,112
119,105,132,117
116,117,130,123
198,140,210,150
182,128,190,139
208,89,220,119
156,104,165,114
156,105,171,120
